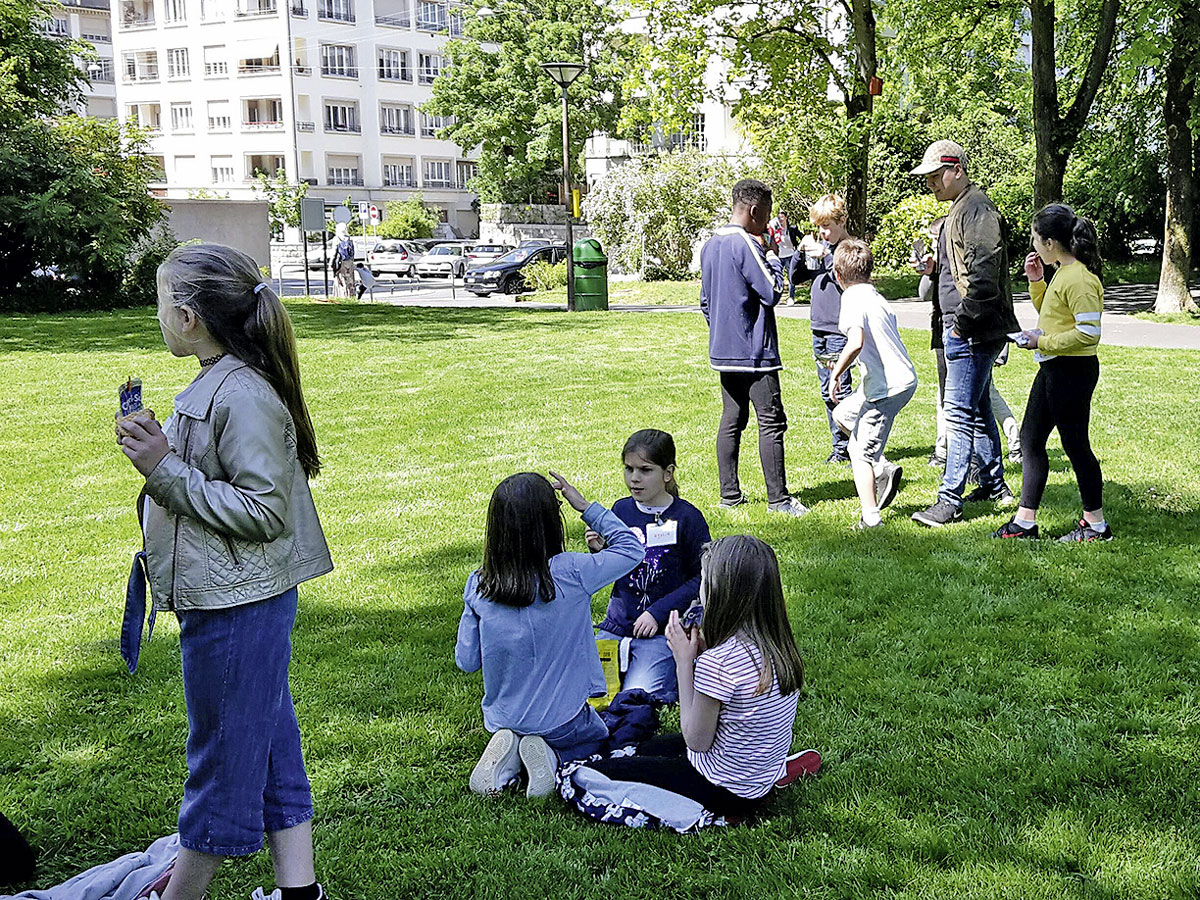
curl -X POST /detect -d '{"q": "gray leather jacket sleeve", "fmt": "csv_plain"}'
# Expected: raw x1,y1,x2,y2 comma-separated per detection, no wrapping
145,390,295,543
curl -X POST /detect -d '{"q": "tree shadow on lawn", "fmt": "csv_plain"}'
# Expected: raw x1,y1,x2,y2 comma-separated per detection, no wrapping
0,305,618,355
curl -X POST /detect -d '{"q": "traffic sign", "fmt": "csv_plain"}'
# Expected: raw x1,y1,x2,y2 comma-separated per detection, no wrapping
369,204,380,225
357,201,369,221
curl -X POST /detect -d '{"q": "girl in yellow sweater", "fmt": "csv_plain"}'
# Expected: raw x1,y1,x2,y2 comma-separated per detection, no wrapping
993,204,1111,542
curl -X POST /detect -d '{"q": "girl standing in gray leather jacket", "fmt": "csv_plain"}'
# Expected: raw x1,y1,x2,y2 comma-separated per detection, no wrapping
117,243,332,900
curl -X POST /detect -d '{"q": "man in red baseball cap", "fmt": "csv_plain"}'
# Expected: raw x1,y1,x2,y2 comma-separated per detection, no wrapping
909,140,1021,528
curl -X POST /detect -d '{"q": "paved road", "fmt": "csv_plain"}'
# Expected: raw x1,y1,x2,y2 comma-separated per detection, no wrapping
279,275,1200,351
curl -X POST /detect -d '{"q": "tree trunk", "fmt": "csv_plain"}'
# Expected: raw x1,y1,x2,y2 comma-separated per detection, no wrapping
1192,129,1199,271
1028,0,1121,209
844,0,876,235
1155,0,1199,314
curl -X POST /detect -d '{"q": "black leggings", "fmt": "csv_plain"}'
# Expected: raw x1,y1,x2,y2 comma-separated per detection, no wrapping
586,734,764,818
1019,355,1103,512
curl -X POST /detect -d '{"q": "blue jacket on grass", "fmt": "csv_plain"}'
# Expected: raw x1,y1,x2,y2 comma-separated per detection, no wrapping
700,224,786,372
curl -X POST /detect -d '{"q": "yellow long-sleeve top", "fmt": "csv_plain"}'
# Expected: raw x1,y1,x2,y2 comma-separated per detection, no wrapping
1029,261,1103,362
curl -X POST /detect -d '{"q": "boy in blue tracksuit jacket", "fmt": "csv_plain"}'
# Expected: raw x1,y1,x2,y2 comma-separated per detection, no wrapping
700,178,809,516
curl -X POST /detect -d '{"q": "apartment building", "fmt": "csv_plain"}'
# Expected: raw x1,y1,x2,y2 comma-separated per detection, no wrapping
49,0,118,119
110,0,480,234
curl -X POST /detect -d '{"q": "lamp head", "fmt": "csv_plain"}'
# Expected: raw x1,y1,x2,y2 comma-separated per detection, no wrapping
540,61,585,88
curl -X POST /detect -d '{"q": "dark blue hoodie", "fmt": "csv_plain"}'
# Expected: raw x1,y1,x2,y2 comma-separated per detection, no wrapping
700,225,786,371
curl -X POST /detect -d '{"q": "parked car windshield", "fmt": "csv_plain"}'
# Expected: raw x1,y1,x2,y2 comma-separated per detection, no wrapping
373,242,404,252
428,246,461,256
494,248,540,265
471,245,507,253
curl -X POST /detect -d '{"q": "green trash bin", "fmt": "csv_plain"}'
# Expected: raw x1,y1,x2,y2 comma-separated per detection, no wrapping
573,238,609,311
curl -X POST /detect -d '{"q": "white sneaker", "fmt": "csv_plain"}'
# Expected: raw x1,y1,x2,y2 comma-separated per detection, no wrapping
250,890,281,900
469,729,522,795
518,735,558,798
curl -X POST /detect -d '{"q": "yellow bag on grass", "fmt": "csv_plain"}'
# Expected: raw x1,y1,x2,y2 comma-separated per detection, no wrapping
589,637,622,711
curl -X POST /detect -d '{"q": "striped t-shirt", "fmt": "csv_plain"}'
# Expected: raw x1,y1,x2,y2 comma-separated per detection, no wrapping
686,637,799,798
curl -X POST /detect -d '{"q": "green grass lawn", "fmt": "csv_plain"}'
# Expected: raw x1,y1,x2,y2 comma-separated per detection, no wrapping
2,302,1199,899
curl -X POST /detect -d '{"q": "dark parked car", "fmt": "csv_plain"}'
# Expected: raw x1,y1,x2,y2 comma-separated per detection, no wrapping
463,244,568,296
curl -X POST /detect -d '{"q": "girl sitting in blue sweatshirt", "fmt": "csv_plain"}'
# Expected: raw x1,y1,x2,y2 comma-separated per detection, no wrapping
455,471,644,798
589,430,712,704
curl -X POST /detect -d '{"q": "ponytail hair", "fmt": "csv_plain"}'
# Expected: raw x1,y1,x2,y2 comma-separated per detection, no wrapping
623,428,679,496
1032,204,1103,278
157,243,322,478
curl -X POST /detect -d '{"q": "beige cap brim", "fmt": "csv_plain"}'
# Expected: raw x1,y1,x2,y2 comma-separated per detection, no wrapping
910,161,948,176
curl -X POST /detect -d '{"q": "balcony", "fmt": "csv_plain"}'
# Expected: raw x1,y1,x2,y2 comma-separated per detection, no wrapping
375,12,410,27
297,121,315,131
317,5,355,21
415,16,445,32
238,62,281,74
379,69,411,82
293,64,312,75
384,175,417,187
236,1,278,15
381,124,414,135
290,1,307,12
122,70,160,83
90,70,115,83
321,66,358,78
324,122,361,134
82,32,112,42
424,177,454,188
119,13,155,28
327,172,364,186
243,120,284,131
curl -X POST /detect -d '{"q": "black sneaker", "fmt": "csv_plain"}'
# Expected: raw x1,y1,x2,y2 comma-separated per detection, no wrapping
912,499,962,528
1057,520,1114,542
718,494,748,508
992,520,1039,539
826,450,851,465
965,481,1016,508
874,463,902,510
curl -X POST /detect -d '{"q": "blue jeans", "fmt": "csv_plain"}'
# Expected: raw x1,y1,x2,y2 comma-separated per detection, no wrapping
940,328,1005,508
595,630,678,704
813,332,851,456
177,588,313,856
540,703,609,764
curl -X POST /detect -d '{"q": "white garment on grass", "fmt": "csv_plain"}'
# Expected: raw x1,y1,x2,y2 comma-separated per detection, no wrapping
838,282,917,401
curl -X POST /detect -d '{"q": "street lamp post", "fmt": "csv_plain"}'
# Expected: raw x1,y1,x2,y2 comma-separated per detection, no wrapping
540,61,585,312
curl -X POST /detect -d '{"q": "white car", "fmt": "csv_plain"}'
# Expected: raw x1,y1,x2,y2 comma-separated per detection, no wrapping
367,240,420,276
414,244,468,278
466,243,513,267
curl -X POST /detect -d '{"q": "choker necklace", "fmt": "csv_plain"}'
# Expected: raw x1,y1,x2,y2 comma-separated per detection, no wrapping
199,353,225,368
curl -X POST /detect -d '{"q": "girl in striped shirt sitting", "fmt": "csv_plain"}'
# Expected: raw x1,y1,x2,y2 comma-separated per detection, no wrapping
586,535,819,818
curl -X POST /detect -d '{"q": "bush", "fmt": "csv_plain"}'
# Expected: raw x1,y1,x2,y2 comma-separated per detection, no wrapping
873,194,947,268
524,259,567,292
376,194,440,240
120,228,179,307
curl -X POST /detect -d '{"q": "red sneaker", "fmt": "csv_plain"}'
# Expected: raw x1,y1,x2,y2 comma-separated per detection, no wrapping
775,749,822,787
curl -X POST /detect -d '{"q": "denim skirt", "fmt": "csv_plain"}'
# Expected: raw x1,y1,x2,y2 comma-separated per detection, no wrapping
176,587,313,856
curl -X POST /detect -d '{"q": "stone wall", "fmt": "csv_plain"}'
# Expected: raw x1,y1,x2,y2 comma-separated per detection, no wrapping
164,200,271,267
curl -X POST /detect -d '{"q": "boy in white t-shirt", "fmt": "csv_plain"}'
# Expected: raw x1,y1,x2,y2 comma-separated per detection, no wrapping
827,239,919,528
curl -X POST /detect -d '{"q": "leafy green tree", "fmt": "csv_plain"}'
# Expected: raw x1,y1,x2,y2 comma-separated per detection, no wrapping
424,0,632,204
253,169,308,233
0,0,85,128
376,195,440,240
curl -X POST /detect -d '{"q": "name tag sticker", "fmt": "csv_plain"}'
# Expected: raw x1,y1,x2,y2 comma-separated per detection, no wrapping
645,520,678,547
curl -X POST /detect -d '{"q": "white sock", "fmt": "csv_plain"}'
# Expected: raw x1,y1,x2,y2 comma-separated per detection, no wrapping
1013,516,1036,530
861,506,882,526
1086,518,1107,531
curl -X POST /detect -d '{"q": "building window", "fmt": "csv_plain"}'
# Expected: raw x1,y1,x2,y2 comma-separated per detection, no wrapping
419,112,451,137
200,0,225,20
211,156,236,184
323,101,360,133
321,43,357,77
164,0,187,23
380,104,413,134
207,99,231,131
167,48,190,78
456,161,477,188
328,164,361,185
382,161,415,186
424,159,452,188
317,0,354,21
377,48,410,81
203,45,227,77
171,102,194,131
448,7,463,35
416,0,445,30
417,52,440,84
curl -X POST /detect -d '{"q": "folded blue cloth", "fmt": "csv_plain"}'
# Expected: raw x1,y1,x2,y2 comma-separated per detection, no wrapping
120,551,155,675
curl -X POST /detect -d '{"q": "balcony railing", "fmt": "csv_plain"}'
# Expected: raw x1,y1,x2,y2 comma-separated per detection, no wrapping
423,177,454,188
379,70,411,82
236,2,278,15
317,6,355,21
290,2,307,12
456,176,475,190
324,122,361,133
297,120,315,131
375,12,410,27
119,13,155,28
415,16,445,31
122,70,160,82
384,176,417,187
327,173,364,186
321,66,358,77
238,63,281,74
82,32,112,41
90,71,116,83
243,120,284,131
293,64,312,75
381,124,415,135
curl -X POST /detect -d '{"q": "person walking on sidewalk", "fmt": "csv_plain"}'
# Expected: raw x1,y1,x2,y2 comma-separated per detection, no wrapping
909,140,1020,528
992,204,1111,542
700,179,810,517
